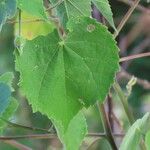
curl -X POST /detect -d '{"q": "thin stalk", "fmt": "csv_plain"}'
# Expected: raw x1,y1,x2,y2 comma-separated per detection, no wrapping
117,0,148,12
0,118,51,133
107,94,114,131
18,9,21,38
87,132,124,137
114,0,140,38
0,134,57,140
0,133,125,141
97,103,118,150
119,52,150,62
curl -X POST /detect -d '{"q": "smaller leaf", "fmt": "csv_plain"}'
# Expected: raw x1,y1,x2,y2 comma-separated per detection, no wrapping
0,72,14,91
92,0,116,31
0,83,11,115
17,0,47,19
0,73,18,134
49,0,91,29
120,113,150,150
0,0,17,31
0,72,15,115
0,97,18,134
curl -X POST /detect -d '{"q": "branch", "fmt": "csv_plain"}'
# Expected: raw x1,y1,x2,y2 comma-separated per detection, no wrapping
18,9,21,38
87,132,124,138
107,94,114,131
0,132,125,141
1,118,51,133
97,103,118,150
117,0,149,12
0,134,57,140
86,132,124,150
114,0,140,38
120,52,150,62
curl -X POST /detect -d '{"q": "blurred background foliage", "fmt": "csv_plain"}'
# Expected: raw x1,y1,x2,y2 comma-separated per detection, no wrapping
0,0,149,149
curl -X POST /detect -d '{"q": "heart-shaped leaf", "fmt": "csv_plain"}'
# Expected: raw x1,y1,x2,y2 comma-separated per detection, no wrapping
15,17,119,149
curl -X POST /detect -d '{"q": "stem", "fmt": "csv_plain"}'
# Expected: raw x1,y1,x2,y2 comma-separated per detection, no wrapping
117,0,148,12
0,132,124,141
88,132,124,138
18,9,21,38
114,0,140,38
119,52,150,62
113,82,135,125
97,103,118,150
0,118,51,133
107,94,114,131
0,134,57,140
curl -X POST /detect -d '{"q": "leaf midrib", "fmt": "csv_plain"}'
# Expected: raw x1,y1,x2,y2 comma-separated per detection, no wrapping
64,45,99,98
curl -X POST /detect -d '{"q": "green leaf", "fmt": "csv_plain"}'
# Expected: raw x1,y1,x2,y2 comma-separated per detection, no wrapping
145,130,150,149
92,0,116,31
0,72,14,115
17,0,47,19
0,97,18,134
15,17,119,149
0,83,11,115
0,72,14,91
54,112,87,150
50,0,116,30
0,72,18,134
120,113,150,150
16,17,119,127
49,0,91,29
0,0,17,31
